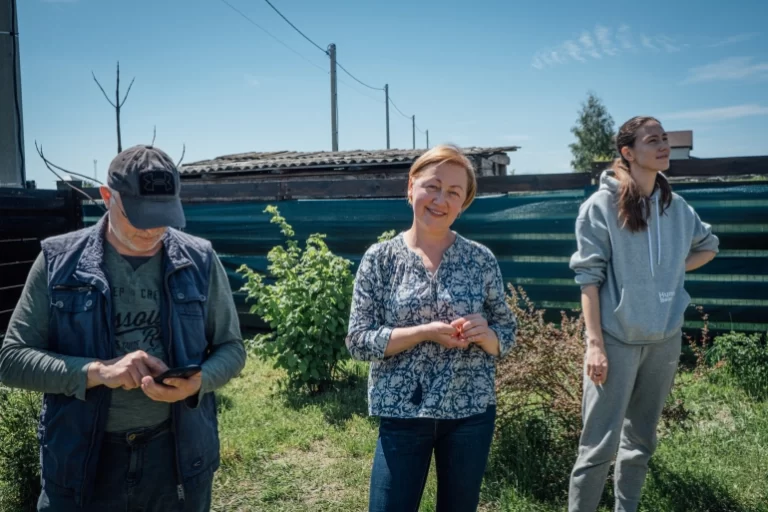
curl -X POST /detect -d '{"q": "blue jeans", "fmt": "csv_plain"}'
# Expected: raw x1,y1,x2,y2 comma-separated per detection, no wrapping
369,405,496,512
37,420,213,512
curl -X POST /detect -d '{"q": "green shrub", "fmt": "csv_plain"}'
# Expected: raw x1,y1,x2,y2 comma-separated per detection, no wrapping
710,331,768,400
0,387,41,512
377,229,397,243
238,206,354,393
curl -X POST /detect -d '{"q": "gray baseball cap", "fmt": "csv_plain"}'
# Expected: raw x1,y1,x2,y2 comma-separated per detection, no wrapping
107,145,186,229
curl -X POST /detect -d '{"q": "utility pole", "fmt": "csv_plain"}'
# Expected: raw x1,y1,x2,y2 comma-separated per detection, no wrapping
329,43,338,152
426,130,429,149
412,115,415,150
384,84,390,150
0,0,25,188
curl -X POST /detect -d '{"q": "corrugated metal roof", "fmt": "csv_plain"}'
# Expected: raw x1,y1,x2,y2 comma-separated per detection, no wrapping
180,146,519,176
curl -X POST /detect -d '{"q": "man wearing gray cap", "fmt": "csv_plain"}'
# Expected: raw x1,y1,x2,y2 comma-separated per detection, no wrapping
0,145,246,511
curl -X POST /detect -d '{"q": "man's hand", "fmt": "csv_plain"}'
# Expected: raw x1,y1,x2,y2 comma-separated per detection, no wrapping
451,314,500,356
141,372,203,403
87,351,168,390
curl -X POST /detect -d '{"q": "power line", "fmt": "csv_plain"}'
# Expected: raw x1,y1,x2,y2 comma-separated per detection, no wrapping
260,0,384,92
337,77,384,104
261,0,327,54
389,97,427,139
221,1,386,107
223,0,429,147
388,97,412,120
219,0,327,75
336,62,384,91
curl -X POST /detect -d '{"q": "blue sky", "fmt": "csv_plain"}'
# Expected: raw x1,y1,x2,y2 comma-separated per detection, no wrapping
17,0,768,189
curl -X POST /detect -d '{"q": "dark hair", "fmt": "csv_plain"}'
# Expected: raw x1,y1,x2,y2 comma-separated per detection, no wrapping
613,116,672,232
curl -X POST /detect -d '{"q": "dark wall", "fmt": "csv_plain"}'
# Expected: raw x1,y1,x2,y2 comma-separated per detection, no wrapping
0,187,82,337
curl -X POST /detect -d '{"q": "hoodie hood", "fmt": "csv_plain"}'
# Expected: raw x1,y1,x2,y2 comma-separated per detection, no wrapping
599,169,621,194
598,169,665,198
597,169,663,277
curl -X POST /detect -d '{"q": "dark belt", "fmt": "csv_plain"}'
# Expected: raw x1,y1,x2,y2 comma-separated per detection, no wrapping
103,419,172,446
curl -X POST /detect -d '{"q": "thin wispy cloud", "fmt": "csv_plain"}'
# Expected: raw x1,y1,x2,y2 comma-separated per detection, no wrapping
617,25,634,51
641,34,658,51
562,40,586,63
663,104,768,121
707,32,760,48
595,25,618,56
683,56,768,84
532,25,682,69
657,36,682,53
579,32,601,59
244,74,261,87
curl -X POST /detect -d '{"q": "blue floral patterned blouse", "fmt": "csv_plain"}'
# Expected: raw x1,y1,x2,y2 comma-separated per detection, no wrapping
346,232,517,419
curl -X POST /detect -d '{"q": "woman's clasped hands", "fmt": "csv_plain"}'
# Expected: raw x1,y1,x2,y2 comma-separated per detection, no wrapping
425,314,500,356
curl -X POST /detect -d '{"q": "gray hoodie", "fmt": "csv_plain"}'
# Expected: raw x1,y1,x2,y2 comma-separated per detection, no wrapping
570,170,719,344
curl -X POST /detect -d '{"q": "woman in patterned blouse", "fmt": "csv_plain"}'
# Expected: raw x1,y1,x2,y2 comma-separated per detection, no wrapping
346,144,517,512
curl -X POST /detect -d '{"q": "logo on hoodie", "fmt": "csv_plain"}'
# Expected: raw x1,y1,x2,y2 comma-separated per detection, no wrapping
659,291,676,303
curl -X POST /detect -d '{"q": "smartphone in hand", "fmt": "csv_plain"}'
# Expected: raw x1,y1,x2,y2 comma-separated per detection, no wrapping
154,364,202,384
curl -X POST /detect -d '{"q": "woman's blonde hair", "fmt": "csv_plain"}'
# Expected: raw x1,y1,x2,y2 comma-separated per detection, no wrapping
407,144,477,210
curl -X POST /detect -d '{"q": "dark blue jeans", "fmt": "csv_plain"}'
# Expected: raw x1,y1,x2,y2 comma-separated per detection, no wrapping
37,421,213,512
369,405,496,512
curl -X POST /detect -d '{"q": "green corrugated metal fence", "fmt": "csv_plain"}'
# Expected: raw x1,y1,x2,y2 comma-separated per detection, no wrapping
83,179,768,334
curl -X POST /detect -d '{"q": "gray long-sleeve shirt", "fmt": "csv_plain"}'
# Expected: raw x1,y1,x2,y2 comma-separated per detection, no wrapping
0,243,246,431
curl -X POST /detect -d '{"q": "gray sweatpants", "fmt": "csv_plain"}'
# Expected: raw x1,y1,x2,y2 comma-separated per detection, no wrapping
568,333,681,512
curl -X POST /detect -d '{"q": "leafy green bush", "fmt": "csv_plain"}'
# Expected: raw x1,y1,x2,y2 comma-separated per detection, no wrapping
0,387,41,512
238,206,354,393
710,331,768,400
377,229,397,243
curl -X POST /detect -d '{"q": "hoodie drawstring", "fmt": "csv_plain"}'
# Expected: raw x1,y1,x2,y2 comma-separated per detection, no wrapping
647,196,662,277
655,196,661,266
647,221,654,277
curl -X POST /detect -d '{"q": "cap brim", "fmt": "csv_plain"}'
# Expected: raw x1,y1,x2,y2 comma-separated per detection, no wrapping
121,196,186,230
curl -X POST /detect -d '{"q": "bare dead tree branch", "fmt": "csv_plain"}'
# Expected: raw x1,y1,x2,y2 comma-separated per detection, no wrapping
176,144,186,168
34,142,104,185
120,77,136,108
92,61,135,154
35,142,106,211
91,71,117,108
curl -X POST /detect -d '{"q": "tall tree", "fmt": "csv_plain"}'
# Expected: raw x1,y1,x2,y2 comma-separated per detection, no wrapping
92,61,135,153
569,92,615,173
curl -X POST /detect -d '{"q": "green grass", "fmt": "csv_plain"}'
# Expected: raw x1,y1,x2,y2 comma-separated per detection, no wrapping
212,358,768,511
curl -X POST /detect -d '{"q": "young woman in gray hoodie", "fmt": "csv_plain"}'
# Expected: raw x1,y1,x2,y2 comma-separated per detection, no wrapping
567,116,719,512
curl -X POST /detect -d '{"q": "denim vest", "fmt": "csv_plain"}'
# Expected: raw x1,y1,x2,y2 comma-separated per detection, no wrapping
39,216,220,506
